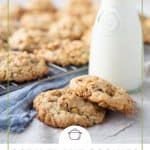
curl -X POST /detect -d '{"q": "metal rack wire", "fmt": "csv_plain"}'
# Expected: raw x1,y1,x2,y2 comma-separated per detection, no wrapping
0,64,88,96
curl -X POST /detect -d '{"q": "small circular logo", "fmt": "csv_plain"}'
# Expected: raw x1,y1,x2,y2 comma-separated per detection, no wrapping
59,126,92,144
97,8,120,34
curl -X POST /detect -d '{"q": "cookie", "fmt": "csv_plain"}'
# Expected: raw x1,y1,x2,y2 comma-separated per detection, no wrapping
63,0,94,17
9,28,49,52
0,40,6,49
80,5,98,29
69,75,136,115
0,20,17,49
20,12,56,30
33,89,106,128
81,12,96,29
143,18,150,44
25,0,56,13
37,40,89,66
62,0,98,29
49,15,84,40
66,0,93,6
0,3,25,20
0,51,48,82
0,25,8,49
82,29,92,45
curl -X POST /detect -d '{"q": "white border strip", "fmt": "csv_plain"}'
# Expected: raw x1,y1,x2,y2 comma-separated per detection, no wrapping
0,144,149,150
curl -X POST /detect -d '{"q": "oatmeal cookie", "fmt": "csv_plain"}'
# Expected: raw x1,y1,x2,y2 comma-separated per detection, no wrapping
63,0,94,16
80,6,98,29
0,39,8,50
37,40,89,66
25,0,56,13
33,89,106,128
0,25,8,49
82,29,92,45
0,3,25,20
144,18,150,44
62,0,98,29
0,20,17,49
69,75,136,115
81,13,96,29
49,16,84,40
0,51,48,82
9,28,49,52
20,12,56,30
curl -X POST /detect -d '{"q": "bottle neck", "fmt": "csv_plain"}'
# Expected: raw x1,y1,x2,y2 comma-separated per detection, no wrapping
101,0,136,10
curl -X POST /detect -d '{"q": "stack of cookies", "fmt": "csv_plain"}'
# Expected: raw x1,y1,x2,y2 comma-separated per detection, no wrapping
0,0,98,83
33,75,136,128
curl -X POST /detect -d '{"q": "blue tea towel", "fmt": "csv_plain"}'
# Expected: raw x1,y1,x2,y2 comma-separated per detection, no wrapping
0,68,87,133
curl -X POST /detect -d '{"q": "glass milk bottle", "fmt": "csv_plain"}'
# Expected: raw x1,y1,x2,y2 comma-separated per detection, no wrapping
89,0,143,91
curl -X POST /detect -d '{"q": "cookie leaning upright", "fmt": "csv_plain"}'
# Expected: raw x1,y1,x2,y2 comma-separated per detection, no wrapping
69,75,136,115
0,51,48,82
33,89,106,128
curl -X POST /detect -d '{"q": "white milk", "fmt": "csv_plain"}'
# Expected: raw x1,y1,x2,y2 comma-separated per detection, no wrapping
89,0,143,91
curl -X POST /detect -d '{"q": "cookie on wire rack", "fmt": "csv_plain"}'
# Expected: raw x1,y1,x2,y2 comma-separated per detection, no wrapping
0,51,48,82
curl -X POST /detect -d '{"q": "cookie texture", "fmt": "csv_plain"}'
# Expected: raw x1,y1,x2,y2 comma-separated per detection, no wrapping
33,89,106,128
0,3,25,20
0,20,17,49
9,28,49,52
82,29,92,45
0,51,48,82
0,25,8,49
49,16,84,40
80,5,98,29
69,75,136,115
37,40,89,66
25,0,56,12
61,0,98,29
63,0,94,16
20,12,56,30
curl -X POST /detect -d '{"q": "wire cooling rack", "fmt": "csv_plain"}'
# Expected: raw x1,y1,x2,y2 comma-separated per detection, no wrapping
0,64,88,96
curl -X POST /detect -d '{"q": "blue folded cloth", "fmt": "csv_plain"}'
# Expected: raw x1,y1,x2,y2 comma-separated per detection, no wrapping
0,68,87,133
